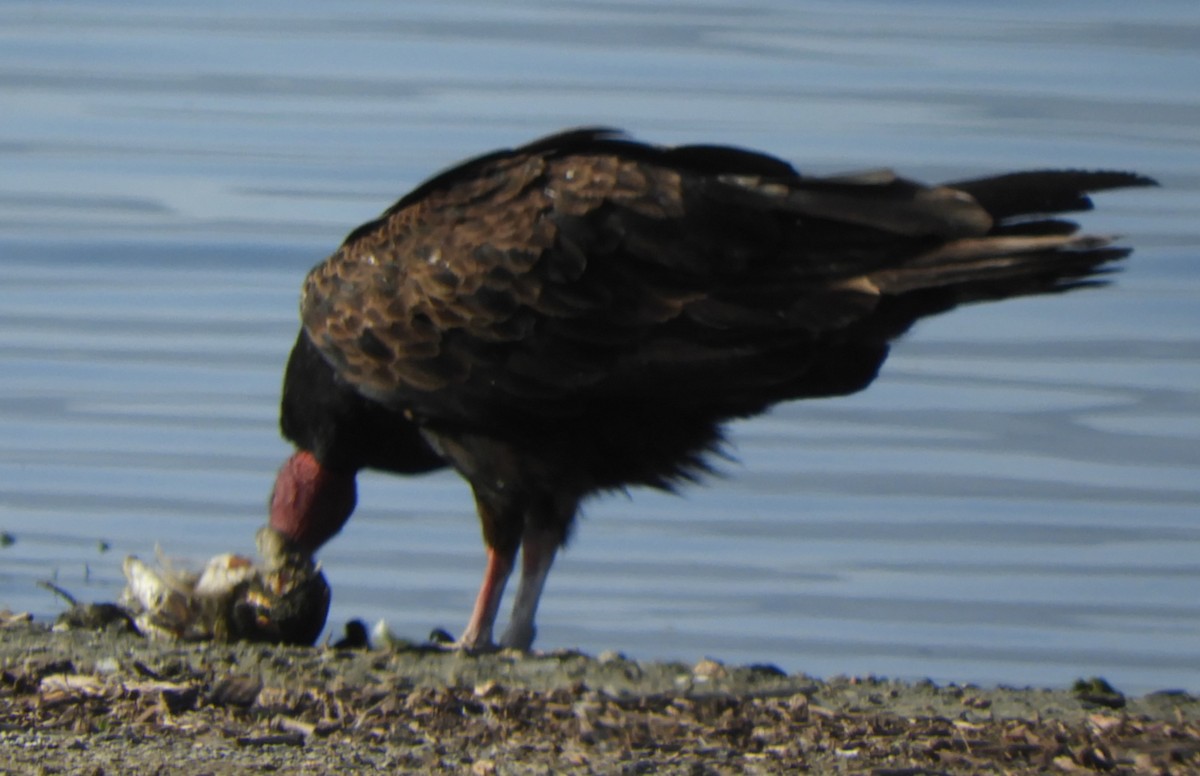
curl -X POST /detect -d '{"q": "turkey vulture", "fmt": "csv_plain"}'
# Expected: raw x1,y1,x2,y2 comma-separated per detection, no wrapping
267,128,1154,650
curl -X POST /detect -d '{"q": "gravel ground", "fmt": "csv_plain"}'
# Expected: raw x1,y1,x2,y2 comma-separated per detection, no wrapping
1,613,1197,775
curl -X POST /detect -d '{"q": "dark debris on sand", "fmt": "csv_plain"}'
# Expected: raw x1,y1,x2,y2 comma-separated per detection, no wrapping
1,616,1197,775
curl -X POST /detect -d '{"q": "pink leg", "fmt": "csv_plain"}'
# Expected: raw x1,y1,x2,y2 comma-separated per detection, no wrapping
457,546,515,651
498,529,560,650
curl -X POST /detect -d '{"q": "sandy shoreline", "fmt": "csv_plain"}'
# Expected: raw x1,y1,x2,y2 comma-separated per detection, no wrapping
1,616,1197,774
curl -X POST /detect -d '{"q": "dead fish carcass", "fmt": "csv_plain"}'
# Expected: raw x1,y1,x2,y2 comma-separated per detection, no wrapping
119,527,330,645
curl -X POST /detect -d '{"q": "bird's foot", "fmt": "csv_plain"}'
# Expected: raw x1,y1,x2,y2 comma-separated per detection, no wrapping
428,626,500,654
497,622,536,652
428,626,535,655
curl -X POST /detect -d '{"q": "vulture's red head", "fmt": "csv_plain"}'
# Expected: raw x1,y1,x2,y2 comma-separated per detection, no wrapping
269,451,358,554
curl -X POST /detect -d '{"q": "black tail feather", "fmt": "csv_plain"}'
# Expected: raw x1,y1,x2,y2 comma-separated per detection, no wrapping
945,170,1157,223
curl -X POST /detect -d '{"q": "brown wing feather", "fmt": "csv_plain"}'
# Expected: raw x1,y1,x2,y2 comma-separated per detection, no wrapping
301,138,714,414
302,151,552,395
299,130,1147,429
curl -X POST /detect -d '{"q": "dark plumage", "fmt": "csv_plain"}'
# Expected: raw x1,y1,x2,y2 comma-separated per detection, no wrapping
268,128,1154,649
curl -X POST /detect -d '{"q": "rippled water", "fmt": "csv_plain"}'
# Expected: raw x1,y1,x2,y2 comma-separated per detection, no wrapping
2,1,1198,693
